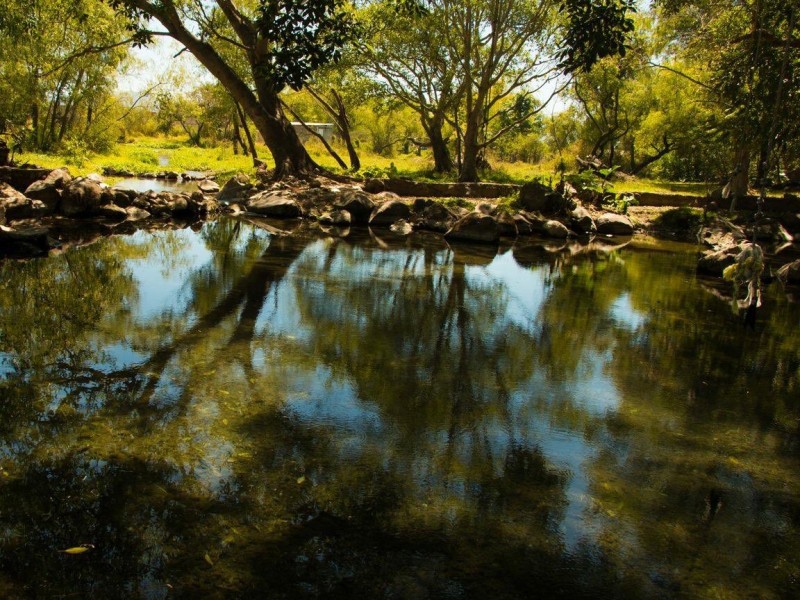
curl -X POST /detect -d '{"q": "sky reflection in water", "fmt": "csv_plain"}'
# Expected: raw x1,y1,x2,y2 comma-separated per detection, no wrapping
0,219,798,599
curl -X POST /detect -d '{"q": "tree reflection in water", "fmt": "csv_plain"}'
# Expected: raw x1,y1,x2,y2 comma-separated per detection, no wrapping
0,221,798,598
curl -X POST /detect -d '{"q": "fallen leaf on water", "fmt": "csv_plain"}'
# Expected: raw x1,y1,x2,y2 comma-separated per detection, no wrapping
204,553,214,566
296,476,306,485
62,544,95,554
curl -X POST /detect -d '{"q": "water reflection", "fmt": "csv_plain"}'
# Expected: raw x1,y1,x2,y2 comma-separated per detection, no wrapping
0,221,798,598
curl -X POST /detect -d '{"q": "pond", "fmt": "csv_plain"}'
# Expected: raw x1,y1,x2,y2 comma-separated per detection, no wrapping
0,219,798,598
112,177,200,194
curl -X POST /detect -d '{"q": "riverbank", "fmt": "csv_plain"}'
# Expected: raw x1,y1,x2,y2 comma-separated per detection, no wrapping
2,166,799,286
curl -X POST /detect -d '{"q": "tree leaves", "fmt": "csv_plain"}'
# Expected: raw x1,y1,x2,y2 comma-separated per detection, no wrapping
557,0,637,73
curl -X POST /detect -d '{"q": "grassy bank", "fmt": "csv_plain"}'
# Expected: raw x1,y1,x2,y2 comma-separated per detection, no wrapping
16,136,714,196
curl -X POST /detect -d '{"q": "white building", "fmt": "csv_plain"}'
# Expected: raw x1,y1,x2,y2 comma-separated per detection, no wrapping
291,122,335,144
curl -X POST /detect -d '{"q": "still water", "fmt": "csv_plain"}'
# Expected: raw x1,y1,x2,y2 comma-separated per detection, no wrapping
0,219,798,599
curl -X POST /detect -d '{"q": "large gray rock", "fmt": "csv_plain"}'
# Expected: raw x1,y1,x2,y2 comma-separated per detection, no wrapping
543,219,570,239
517,181,551,212
570,205,596,234
247,192,303,218
335,190,376,225
596,212,634,235
413,200,457,232
198,179,220,194
23,167,71,211
496,212,518,237
94,203,129,221
125,206,151,221
1,182,51,221
217,173,254,204
445,212,499,244
513,213,534,236
319,209,352,226
369,199,411,227
61,177,104,216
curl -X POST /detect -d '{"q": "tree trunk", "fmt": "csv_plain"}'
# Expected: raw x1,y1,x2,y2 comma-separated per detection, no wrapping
424,116,453,173
234,102,258,164
729,145,751,199
153,4,318,178
459,109,482,182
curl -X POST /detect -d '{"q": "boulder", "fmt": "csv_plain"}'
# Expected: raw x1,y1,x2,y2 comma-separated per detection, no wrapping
414,201,457,232
697,249,736,276
247,192,304,218
496,212,518,237
23,168,71,211
369,199,411,227
94,204,129,222
543,219,570,239
218,173,254,204
168,195,190,214
517,181,551,212
596,212,634,236
570,205,596,234
61,177,104,216
777,260,800,284
1,183,50,220
125,206,151,221
319,209,352,226
389,219,414,236
363,178,386,194
513,213,534,236
198,179,220,194
475,201,495,215
335,190,376,225
112,189,136,207
444,212,500,244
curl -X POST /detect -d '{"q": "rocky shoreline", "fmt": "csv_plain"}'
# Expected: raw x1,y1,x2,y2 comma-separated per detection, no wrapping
1,166,799,286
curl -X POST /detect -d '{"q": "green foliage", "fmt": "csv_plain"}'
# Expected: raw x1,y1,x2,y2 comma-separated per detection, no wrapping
606,192,638,214
557,0,637,73
254,0,358,91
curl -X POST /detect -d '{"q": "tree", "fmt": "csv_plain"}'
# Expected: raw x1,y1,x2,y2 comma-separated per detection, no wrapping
656,0,800,195
357,1,462,173
106,0,357,177
0,0,131,152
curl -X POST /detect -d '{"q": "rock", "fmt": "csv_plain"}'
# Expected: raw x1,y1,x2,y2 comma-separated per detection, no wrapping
0,202,4,226
1,187,50,220
517,180,570,214
389,219,414,236
513,214,534,236
555,180,578,199
86,173,104,183
697,249,736,276
445,212,499,244
112,189,135,207
0,225,56,257
414,201,457,232
218,173,254,204
777,260,800,284
125,206,151,221
319,209,352,226
363,178,386,194
23,168,71,211
570,205,596,234
369,199,411,227
752,220,793,243
168,195,190,214
247,192,304,218
198,179,220,194
0,166,55,192
596,212,634,235
61,178,104,216
94,204,129,222
496,212,518,237
543,219,570,239
475,201,495,215
335,190,376,225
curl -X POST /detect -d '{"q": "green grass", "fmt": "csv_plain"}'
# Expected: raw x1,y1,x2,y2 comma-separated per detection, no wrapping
15,135,725,197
